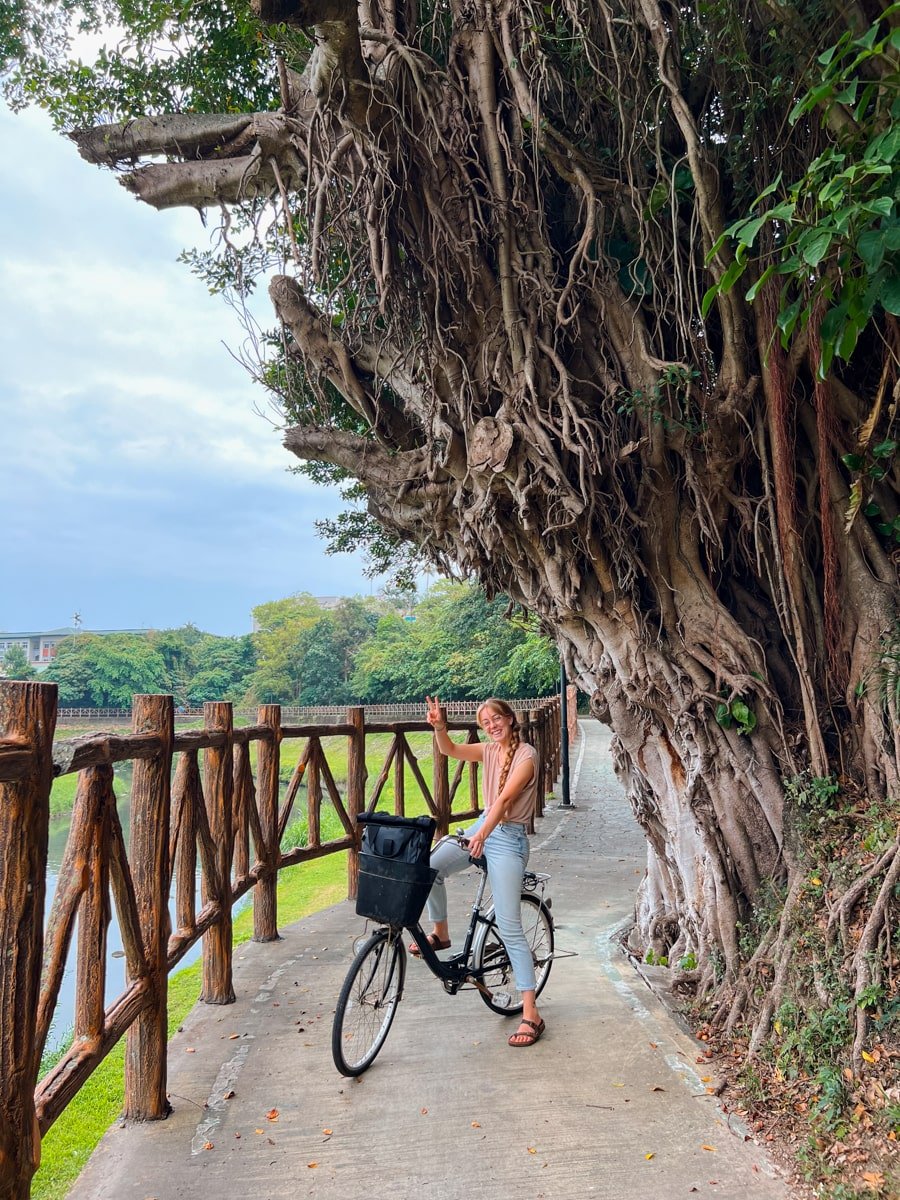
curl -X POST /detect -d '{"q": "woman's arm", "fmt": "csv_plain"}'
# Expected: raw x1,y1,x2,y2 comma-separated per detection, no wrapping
425,694,485,763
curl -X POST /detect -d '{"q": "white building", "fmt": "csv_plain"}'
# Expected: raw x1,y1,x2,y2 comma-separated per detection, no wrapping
0,627,150,669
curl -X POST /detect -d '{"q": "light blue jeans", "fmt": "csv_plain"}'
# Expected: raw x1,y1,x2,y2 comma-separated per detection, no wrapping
425,815,536,992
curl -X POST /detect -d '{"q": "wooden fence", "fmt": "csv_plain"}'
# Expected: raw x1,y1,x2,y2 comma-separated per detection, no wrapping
0,682,566,1200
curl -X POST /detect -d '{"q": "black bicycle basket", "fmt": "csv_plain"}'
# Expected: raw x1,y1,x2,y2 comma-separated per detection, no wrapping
355,812,437,927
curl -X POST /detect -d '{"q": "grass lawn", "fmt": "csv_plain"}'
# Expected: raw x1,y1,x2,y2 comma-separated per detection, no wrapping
32,852,348,1200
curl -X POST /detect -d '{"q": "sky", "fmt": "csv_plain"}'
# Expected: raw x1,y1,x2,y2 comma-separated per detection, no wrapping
0,102,374,638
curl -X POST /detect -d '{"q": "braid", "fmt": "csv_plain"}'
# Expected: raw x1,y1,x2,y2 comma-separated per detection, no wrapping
498,726,520,793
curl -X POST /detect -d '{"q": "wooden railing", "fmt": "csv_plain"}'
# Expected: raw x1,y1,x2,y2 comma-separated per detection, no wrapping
0,682,564,1200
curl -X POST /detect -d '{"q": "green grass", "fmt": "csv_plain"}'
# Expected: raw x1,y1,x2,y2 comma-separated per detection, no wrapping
32,853,348,1200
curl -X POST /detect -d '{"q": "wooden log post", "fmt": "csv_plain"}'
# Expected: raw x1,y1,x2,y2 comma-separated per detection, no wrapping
346,708,365,900
0,681,57,1200
530,708,544,821
433,706,451,839
307,741,321,849
124,694,174,1121
172,752,199,937
201,702,235,1005
254,705,281,942
74,767,113,1049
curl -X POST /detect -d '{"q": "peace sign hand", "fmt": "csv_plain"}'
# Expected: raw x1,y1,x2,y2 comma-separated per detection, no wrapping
425,695,444,728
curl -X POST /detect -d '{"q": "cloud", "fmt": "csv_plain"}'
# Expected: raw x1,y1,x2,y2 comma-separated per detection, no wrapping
0,104,371,635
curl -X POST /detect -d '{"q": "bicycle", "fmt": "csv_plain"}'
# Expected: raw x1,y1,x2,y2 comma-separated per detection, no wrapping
331,832,554,1076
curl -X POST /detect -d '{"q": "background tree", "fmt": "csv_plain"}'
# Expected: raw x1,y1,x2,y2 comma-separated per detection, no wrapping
8,0,899,1132
46,634,169,706
0,643,35,680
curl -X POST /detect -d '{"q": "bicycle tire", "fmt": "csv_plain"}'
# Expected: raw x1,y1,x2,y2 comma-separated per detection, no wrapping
332,929,406,1076
472,893,554,1015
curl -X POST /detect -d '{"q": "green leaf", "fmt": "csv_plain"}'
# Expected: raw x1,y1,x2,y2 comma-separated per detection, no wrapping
864,502,880,517
842,453,864,471
730,700,757,735
837,320,860,361
880,275,900,315
719,259,747,292
745,265,775,303
736,215,767,248
871,439,897,458
864,197,894,218
883,223,900,252
751,172,784,208
714,703,733,729
799,227,833,266
777,297,803,342
701,283,719,319
857,229,885,271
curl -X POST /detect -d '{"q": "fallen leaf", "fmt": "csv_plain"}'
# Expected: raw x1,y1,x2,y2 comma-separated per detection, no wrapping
471,1121,481,1128
254,1129,264,1135
202,1141,214,1151
229,1033,240,1040
266,1109,279,1121
645,1152,654,1160
700,1076,712,1083
527,1147,537,1154
421,1108,428,1115
234,1133,241,1139
651,1086,665,1093
307,1162,318,1169
323,1128,332,1136
222,1090,235,1100
649,1042,658,1049
185,1048,196,1054
861,1050,876,1064
862,1172,884,1186
702,1145,716,1152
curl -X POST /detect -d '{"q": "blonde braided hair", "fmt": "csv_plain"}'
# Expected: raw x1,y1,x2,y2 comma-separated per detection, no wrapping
477,698,520,793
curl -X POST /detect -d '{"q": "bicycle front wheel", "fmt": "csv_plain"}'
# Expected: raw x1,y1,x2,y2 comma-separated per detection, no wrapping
472,893,554,1015
332,929,406,1076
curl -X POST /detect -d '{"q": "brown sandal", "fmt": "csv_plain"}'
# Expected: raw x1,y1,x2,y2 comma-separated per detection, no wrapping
508,1018,545,1047
409,933,451,957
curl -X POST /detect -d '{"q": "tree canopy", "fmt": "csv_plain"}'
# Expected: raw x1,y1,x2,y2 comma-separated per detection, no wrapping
6,0,899,1182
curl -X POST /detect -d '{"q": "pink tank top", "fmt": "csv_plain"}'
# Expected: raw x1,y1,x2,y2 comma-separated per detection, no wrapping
482,741,539,826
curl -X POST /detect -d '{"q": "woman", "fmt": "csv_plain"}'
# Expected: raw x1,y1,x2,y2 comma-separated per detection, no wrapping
416,694,545,1047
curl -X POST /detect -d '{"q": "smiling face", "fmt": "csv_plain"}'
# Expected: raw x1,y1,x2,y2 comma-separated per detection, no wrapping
479,704,513,743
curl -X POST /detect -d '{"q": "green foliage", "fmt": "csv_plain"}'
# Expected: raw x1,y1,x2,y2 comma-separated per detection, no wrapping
678,951,698,971
1,642,35,679
705,7,900,379
45,634,168,706
644,948,669,967
713,694,757,735
349,581,557,703
616,365,704,435
3,0,281,127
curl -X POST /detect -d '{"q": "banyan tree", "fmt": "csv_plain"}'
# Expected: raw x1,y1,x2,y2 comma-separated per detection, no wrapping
7,0,898,1064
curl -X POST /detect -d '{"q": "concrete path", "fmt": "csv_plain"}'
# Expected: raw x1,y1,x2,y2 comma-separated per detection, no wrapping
68,720,792,1200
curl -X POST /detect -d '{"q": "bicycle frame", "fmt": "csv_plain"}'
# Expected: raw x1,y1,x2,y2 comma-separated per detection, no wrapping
404,862,494,992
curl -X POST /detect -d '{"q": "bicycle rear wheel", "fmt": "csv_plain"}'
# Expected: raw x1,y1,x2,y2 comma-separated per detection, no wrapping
472,893,554,1015
332,929,406,1076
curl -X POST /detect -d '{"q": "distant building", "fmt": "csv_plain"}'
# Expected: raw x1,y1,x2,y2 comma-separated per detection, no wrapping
0,627,150,669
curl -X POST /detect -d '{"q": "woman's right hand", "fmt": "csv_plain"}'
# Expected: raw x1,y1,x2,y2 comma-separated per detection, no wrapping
425,695,443,728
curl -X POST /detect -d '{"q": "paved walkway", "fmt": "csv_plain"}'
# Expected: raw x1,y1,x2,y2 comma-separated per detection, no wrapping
68,720,792,1200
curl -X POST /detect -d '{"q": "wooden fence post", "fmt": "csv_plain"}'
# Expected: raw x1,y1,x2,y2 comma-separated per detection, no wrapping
254,704,281,942
201,701,235,1005
124,694,174,1120
0,682,56,1200
75,767,113,1047
529,708,544,820
433,705,450,838
346,707,365,900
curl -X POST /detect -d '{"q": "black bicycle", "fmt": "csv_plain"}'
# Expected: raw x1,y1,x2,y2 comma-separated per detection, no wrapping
332,832,554,1076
